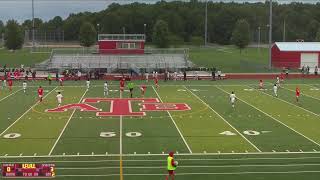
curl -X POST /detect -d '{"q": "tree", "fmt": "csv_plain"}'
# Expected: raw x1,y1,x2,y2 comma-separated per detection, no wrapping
307,20,320,41
4,20,24,50
0,20,4,34
316,28,320,42
79,22,97,47
152,20,170,48
231,19,250,53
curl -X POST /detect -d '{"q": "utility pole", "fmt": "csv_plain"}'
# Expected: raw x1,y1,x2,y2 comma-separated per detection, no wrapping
258,26,261,53
32,0,35,51
268,0,273,69
204,0,208,47
283,19,286,42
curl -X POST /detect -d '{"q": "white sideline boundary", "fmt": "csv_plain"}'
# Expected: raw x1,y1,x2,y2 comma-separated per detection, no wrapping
216,86,320,148
0,87,58,137
2,151,320,158
48,89,88,155
56,171,320,177
280,84,320,101
184,86,262,152
249,85,320,117
0,88,22,102
152,86,192,153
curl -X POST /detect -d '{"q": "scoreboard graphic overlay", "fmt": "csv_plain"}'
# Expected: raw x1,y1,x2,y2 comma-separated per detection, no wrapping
1,163,55,178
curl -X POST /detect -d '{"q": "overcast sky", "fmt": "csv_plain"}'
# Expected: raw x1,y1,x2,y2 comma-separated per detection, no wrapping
0,0,318,23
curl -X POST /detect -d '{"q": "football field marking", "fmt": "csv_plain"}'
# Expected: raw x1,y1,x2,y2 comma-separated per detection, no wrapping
152,86,193,153
249,85,320,117
48,88,88,155
216,86,320,148
278,84,320,101
184,86,262,152
0,88,22,102
0,87,58,137
119,89,124,180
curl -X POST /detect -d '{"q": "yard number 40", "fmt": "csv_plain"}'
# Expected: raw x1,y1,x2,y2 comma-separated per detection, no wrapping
220,130,260,136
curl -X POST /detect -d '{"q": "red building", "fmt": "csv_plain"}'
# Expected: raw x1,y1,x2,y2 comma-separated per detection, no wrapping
98,34,145,54
272,42,320,68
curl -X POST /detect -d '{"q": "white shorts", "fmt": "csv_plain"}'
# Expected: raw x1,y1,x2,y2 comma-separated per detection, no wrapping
231,99,235,103
58,100,62,104
38,95,43,98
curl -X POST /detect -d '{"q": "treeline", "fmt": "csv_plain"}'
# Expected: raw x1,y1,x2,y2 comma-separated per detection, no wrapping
2,0,320,47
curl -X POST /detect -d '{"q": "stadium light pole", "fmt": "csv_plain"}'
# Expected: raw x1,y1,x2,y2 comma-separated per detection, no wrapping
268,0,273,69
144,23,147,40
258,26,261,53
32,0,35,51
97,23,99,41
204,0,208,47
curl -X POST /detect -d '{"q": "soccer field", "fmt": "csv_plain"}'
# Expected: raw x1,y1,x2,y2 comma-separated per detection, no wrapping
0,79,320,180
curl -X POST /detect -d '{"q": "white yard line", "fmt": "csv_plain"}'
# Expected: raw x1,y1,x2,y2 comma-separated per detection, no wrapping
277,84,320,101
184,85,262,152
3,151,320,158
56,171,320,177
0,87,58,137
247,85,320,117
152,86,192,153
217,86,320,148
0,88,22,102
48,89,88,155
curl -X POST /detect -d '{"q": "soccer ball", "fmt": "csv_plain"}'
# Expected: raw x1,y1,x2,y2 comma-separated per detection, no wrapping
174,161,179,166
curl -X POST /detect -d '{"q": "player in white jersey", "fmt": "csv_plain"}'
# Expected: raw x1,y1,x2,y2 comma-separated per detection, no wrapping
104,81,109,96
229,91,236,108
56,92,63,107
174,72,177,81
86,79,90,90
22,81,27,93
273,84,278,97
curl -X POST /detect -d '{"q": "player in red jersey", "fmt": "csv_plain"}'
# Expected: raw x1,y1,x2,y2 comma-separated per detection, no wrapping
38,86,44,102
59,77,64,86
259,79,264,89
296,87,300,103
140,84,147,97
154,78,159,88
8,79,13,91
120,78,125,96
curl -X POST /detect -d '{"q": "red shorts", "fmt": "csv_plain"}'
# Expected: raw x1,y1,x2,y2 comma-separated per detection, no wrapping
168,170,175,175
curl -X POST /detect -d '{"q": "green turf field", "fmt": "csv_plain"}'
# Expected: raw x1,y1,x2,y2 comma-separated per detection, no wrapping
0,49,50,67
0,79,320,179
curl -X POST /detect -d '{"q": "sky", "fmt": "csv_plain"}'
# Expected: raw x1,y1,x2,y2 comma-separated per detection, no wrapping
0,0,319,23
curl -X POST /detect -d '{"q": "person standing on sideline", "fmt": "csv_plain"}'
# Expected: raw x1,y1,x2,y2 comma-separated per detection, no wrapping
8,79,13,92
128,82,134,98
166,152,177,180
183,71,187,81
56,92,63,107
315,66,318,75
145,72,149,83
48,73,52,85
296,87,300,103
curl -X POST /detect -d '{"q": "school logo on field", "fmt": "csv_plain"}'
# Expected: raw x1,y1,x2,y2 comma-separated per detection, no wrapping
46,98,191,117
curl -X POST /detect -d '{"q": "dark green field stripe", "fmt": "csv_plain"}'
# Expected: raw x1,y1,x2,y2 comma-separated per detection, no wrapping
156,86,257,153
52,86,120,155
221,85,320,150
193,86,319,152
122,86,190,154
284,84,320,101
0,86,84,155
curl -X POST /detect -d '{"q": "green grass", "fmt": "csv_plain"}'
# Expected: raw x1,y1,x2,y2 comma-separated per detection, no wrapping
189,46,270,72
0,48,50,67
0,79,320,179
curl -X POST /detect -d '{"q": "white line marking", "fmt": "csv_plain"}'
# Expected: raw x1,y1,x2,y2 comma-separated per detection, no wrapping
3,151,320,158
217,86,320,148
55,171,320,177
184,86,261,152
281,84,320,101
0,88,22,102
250,85,320,117
0,87,58,137
152,86,192,153
48,89,88,155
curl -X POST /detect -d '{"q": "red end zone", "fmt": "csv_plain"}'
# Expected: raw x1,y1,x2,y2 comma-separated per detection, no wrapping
46,98,191,117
